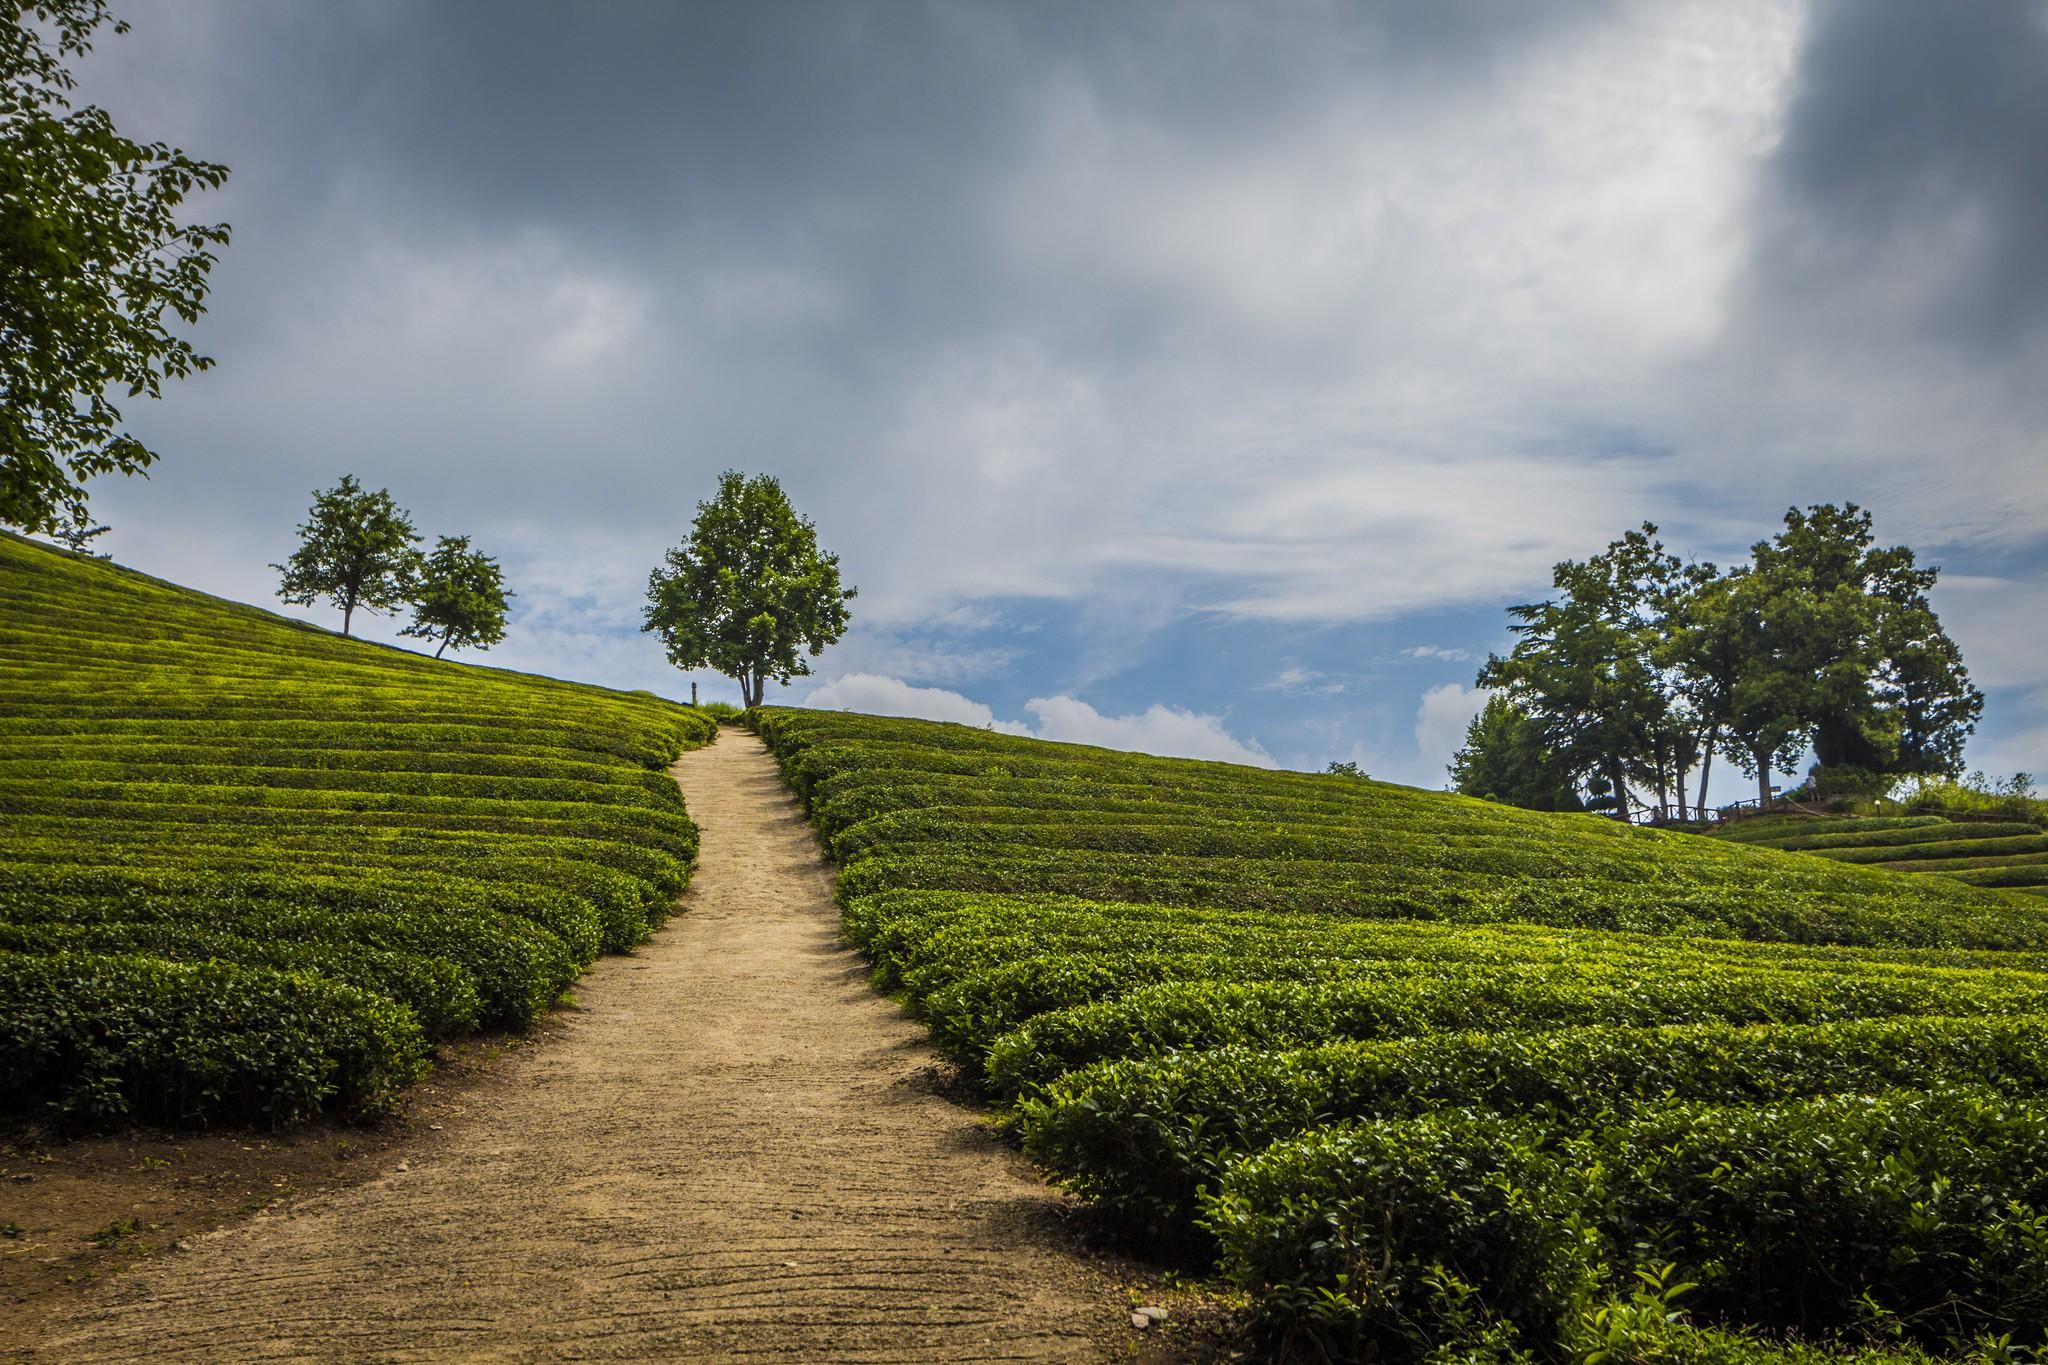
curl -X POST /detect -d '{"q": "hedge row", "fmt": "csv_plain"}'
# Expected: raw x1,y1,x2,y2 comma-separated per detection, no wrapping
1211,1090,2048,1359
0,531,716,1126
1021,1014,2048,1244
749,706,2048,1361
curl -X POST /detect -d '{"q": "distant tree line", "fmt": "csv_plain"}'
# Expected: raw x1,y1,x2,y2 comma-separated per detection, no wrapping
1454,504,1983,820
274,475,510,658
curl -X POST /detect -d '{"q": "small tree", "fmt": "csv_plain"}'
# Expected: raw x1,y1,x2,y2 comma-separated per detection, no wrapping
49,517,111,557
401,535,510,659
273,475,421,636
1448,695,1586,812
1,0,231,532
644,470,855,707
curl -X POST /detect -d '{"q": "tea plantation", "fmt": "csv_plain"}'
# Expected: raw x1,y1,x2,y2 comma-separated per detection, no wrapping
755,706,2048,1363
0,533,716,1128
1717,813,2048,895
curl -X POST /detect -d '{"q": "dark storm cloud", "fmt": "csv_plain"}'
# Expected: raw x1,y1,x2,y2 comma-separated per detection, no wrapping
168,0,1609,358
1764,0,2048,347
65,1,2048,780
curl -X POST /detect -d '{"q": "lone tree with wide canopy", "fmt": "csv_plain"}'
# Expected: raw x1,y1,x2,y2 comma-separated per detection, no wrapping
644,470,854,708
272,475,421,637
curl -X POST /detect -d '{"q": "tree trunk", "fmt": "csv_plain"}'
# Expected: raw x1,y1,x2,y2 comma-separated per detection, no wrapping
1696,733,1714,820
341,596,355,637
1607,758,1633,822
1754,746,1774,810
435,638,449,659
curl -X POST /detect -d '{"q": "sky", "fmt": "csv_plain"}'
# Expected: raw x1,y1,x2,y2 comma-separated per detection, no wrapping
56,0,2048,793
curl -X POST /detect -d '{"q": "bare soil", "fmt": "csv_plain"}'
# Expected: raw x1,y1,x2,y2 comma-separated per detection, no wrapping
19,733,1239,1361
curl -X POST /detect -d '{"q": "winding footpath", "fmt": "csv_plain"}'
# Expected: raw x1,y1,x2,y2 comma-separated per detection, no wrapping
43,733,1118,1361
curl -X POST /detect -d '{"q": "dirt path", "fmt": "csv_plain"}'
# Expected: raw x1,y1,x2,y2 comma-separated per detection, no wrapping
39,733,1126,1361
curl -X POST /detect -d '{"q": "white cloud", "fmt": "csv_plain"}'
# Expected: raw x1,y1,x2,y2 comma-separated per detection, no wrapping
1023,695,1274,767
1402,644,1475,663
801,673,1030,734
1414,683,1490,784
794,675,1275,767
1259,665,1345,696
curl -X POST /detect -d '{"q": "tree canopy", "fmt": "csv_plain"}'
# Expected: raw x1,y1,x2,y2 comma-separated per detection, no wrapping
401,535,511,659
1476,504,1980,819
1,0,230,533
272,476,422,637
644,470,855,708
1447,695,1585,812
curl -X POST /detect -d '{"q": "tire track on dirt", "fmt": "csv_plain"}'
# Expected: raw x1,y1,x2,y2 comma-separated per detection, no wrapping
41,732,1120,1361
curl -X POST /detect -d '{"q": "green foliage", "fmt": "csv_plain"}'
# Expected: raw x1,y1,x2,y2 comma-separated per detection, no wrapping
1483,506,1982,821
1213,1090,2048,1360
271,475,422,637
1450,694,1586,811
1203,1110,1597,1362
643,470,855,707
1480,524,1690,820
1894,773,2047,823
0,531,715,1126
750,704,2048,1362
0,949,427,1126
400,534,510,658
1714,803,2047,907
0,0,231,533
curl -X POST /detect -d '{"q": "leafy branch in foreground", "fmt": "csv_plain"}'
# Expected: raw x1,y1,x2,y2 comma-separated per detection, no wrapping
0,0,230,533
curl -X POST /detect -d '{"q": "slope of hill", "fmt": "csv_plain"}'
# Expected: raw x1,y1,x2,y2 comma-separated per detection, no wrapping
754,706,2048,1362
0,533,716,1127
1716,812,2048,894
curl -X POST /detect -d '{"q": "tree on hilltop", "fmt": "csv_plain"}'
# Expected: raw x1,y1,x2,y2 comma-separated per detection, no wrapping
644,470,855,708
1479,524,1688,820
1477,504,1982,817
1,0,230,534
273,476,422,637
401,535,510,658
1750,504,1980,784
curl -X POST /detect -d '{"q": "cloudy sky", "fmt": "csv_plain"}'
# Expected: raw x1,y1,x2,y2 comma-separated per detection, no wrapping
66,0,2048,789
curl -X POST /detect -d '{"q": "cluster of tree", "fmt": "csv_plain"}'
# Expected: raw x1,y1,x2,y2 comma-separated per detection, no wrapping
1455,505,1984,821
1,0,229,536
273,476,511,658
643,470,854,707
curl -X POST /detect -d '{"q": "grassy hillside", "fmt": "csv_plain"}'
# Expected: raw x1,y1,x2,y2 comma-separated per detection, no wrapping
754,706,2048,1362
1717,812,2048,894
0,533,716,1127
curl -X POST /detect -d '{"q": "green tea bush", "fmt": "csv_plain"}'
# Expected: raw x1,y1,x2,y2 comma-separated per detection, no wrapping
0,950,428,1127
1210,1090,2048,1360
1023,1015,2048,1244
0,532,713,1125
749,705,2048,1358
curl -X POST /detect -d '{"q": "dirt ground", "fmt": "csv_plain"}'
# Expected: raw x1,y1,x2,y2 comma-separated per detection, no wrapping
12,732,1243,1361
1,1036,526,1353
